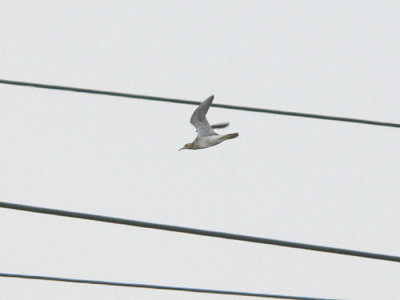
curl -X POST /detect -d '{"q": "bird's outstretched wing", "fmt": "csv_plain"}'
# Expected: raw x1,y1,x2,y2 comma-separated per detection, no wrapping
190,95,217,137
211,122,229,129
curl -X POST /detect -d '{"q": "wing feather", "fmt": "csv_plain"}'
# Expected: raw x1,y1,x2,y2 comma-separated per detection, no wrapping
211,122,229,129
190,95,216,137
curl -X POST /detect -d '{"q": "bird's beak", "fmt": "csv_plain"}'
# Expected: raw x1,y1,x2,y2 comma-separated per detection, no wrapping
178,147,184,151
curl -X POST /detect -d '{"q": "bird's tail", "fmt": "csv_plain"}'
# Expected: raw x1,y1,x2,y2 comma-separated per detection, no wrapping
220,133,239,141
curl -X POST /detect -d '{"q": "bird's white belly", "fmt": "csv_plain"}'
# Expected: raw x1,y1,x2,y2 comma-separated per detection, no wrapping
194,135,222,149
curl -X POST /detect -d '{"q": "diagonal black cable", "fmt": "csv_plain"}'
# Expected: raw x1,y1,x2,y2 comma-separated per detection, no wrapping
1,79,399,128
1,202,399,263
0,273,334,300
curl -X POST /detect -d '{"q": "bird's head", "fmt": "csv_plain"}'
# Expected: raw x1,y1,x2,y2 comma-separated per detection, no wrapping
178,143,193,151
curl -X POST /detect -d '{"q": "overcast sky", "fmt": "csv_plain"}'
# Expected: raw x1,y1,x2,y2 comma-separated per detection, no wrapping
1,1,399,299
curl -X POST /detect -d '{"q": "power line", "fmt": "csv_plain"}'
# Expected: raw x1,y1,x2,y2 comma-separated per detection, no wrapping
0,273,333,300
1,79,399,129
1,202,398,263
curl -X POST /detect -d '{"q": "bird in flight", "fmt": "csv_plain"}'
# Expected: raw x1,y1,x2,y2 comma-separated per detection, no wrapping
179,95,238,150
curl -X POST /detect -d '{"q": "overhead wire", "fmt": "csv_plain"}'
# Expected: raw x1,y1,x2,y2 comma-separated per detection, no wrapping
0,273,334,300
1,202,398,263
1,79,399,128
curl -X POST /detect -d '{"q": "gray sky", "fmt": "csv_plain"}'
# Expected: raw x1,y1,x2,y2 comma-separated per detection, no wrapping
1,1,399,299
